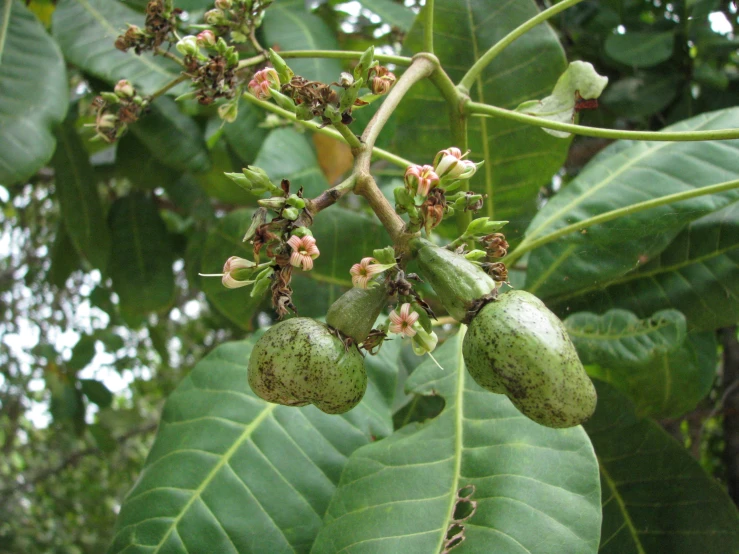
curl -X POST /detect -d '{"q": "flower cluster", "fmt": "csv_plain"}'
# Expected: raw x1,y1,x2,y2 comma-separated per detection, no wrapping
88,80,147,143
115,0,180,54
395,146,481,234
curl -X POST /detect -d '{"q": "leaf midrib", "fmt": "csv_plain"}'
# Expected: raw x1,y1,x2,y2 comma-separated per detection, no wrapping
526,111,725,242
434,326,467,551
0,0,12,64
599,459,647,554
150,403,278,552
549,241,738,305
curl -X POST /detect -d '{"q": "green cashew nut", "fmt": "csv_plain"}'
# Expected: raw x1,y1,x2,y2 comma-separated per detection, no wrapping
413,238,496,322
463,290,597,428
326,285,388,344
248,318,367,414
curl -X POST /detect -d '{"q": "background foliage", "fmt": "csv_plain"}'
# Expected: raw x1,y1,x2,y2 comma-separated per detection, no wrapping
1,0,739,552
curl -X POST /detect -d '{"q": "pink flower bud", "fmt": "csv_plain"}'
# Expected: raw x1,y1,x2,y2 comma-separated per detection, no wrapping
404,164,439,197
433,147,477,180
196,30,217,47
369,67,396,95
114,79,135,99
248,68,281,101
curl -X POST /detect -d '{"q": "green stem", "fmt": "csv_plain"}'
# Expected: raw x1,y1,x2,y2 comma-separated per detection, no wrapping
240,92,412,167
148,74,189,101
504,178,739,266
236,50,413,70
333,121,362,150
458,0,585,92
424,0,435,54
465,101,739,141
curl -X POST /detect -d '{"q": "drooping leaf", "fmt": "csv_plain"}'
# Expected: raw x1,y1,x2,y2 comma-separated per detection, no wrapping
52,120,111,271
566,310,716,418
356,0,416,32
253,128,330,199
0,0,68,185
547,201,739,332
108,193,175,317
129,97,210,173
393,0,570,231
524,108,739,300
48,221,81,287
604,32,675,68
109,335,401,553
312,328,602,553
565,309,687,367
585,381,739,554
52,0,182,94
262,0,342,85
515,61,608,138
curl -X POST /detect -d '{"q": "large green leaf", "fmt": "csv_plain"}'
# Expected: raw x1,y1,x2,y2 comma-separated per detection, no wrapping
585,381,739,554
566,310,716,418
261,0,342,85
52,120,111,271
108,193,175,317
0,0,68,185
312,328,602,553
392,0,569,230
253,128,329,199
109,335,401,553
565,309,687,367
52,0,182,94
524,109,739,300
129,97,210,173
546,201,739,332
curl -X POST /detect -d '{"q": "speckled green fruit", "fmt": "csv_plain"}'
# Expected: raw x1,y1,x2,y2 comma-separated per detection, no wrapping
413,238,496,322
326,285,388,343
248,317,367,414
463,290,596,428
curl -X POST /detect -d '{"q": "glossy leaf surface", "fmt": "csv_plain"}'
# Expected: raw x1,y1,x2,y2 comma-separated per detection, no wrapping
313,328,602,553
525,109,739,300
52,120,111,271
566,310,716,417
108,335,401,553
0,0,68,185
548,201,739,332
585,381,739,553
